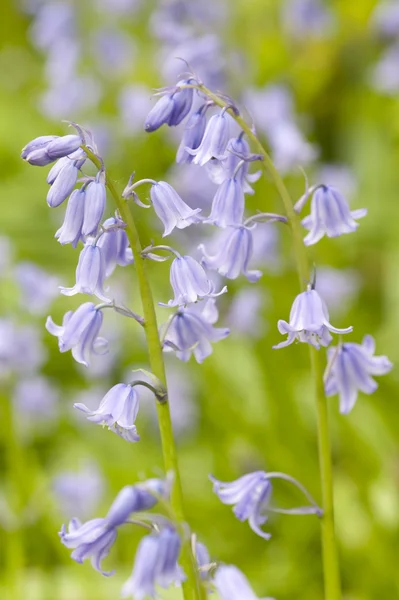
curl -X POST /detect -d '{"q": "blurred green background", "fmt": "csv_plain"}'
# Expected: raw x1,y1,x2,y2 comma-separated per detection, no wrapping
1,0,398,599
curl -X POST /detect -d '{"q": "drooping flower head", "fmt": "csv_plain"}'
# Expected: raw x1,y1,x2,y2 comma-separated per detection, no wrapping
274,286,353,350
96,216,133,277
59,242,110,302
46,302,107,366
149,181,201,237
144,79,194,132
176,105,207,164
205,175,245,228
55,188,86,247
324,335,393,414
82,175,107,236
186,110,230,166
214,565,273,600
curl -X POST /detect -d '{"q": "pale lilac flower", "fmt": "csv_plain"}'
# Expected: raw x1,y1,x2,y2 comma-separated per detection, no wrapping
163,299,229,363
214,565,273,600
227,288,266,338
52,463,104,519
206,135,261,194
187,111,230,166
60,517,117,576
244,85,293,133
371,43,399,94
150,181,201,236
315,267,360,315
105,479,168,528
205,176,245,228
21,135,58,165
316,164,357,199
55,188,85,247
274,287,352,350
47,160,79,208
371,0,399,39
121,528,183,600
210,471,273,540
200,226,262,282
82,178,107,236
92,27,135,77
14,262,59,315
325,335,393,414
269,121,318,173
145,80,193,132
281,0,334,40
13,376,59,423
176,106,207,164
301,185,367,246
46,134,83,160
195,541,212,580
74,383,140,442
118,84,153,135
46,302,107,367
97,217,133,277
161,254,226,307
59,243,110,302
0,320,46,378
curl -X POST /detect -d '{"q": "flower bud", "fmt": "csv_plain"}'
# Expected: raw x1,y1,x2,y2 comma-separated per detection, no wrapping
46,134,83,160
47,161,79,207
82,179,107,236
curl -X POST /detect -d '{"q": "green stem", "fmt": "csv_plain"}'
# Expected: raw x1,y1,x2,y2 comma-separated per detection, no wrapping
83,148,202,600
191,85,342,599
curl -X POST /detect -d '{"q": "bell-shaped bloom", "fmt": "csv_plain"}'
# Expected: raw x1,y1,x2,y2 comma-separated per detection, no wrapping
150,181,201,237
46,134,83,159
206,176,245,228
97,216,133,277
60,517,117,576
163,299,230,363
46,149,86,185
22,134,82,166
46,302,107,367
274,287,353,350
325,335,393,414
301,185,367,246
82,179,107,236
160,255,226,307
207,135,261,195
21,135,58,160
176,106,207,164
214,565,270,600
59,243,110,302
210,471,273,540
74,383,140,442
55,188,85,247
47,160,79,207
105,478,169,528
200,226,262,282
186,111,230,166
121,528,183,600
144,80,193,132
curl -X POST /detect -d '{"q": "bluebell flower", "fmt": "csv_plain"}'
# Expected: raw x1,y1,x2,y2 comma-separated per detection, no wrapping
144,80,193,132
200,226,262,282
46,302,107,366
46,134,83,159
105,479,168,528
13,375,59,425
274,287,353,350
150,181,201,237
74,383,140,442
206,135,261,195
55,188,85,247
186,111,230,166
52,462,104,519
46,149,86,184
301,185,367,246
47,159,79,207
82,177,107,236
210,471,273,540
176,106,207,164
205,176,245,228
214,565,273,600
97,216,133,277
121,528,183,600
60,517,117,576
14,261,59,315
325,335,393,414
59,242,110,302
160,255,226,307
163,299,230,363
21,135,58,161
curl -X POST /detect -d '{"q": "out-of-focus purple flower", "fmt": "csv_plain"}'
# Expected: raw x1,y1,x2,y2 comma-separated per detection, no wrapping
281,0,334,40
163,299,229,363
52,463,104,519
118,84,153,135
150,181,201,236
168,163,217,211
244,85,293,133
274,287,352,350
97,217,133,277
144,80,193,132
205,176,245,228
29,3,75,50
93,0,143,16
176,106,207,164
206,135,261,194
82,177,107,236
55,188,85,247
315,266,360,315
46,302,107,367
161,254,226,307
214,565,273,600
210,471,273,540
227,288,266,338
92,27,135,76
14,262,59,315
39,77,102,120
13,375,59,423
47,159,79,208
371,43,399,95
0,320,46,378
74,383,140,442
200,226,262,282
121,528,183,600
187,111,230,166
60,517,117,576
269,122,318,174
59,242,110,302
301,185,367,246
325,335,393,414
371,0,399,39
